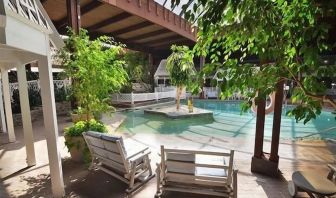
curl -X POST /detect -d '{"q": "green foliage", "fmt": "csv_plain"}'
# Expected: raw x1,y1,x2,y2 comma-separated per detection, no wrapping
166,45,196,87
64,119,107,137
123,50,150,83
58,28,128,119
172,0,336,123
64,119,107,163
54,85,68,103
166,45,197,110
11,87,43,114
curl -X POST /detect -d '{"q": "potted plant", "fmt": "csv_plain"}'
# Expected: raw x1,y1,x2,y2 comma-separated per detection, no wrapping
64,119,107,162
58,28,128,161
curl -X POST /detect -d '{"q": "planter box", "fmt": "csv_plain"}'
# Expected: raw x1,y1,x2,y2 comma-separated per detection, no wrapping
64,135,86,162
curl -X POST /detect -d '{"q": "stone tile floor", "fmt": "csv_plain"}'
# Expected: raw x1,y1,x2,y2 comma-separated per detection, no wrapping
0,114,335,198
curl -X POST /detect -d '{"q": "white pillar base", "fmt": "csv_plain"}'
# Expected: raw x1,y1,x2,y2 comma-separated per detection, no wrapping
1,69,16,142
0,79,7,133
17,65,36,166
38,53,65,197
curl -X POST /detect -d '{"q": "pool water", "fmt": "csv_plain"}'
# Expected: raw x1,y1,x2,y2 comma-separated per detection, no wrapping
117,100,336,140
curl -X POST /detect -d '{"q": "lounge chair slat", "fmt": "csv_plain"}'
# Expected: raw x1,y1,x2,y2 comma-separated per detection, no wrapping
166,160,229,169
165,148,231,156
163,186,233,197
166,172,228,182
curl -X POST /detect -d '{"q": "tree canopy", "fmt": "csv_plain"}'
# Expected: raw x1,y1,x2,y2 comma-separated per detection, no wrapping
166,45,195,110
172,0,336,123
59,29,128,118
166,45,195,87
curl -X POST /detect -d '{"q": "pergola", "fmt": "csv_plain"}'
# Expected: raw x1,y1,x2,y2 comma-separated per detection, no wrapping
42,0,197,60
1,0,65,197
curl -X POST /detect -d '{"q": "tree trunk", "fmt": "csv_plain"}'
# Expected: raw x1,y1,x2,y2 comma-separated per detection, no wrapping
176,86,180,111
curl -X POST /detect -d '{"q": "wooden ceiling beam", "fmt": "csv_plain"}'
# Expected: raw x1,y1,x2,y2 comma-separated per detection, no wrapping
55,0,103,30
150,38,190,48
127,29,171,42
100,0,196,41
143,35,183,46
109,21,153,36
86,12,132,31
153,41,194,51
90,32,157,54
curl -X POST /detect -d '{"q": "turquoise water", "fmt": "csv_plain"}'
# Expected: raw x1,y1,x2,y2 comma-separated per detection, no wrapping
117,100,336,139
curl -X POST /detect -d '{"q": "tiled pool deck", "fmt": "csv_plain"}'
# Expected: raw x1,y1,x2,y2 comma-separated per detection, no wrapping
0,114,335,198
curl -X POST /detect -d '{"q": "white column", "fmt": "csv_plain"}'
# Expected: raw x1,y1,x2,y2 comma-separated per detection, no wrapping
0,81,7,133
17,65,36,166
1,69,16,142
38,55,65,197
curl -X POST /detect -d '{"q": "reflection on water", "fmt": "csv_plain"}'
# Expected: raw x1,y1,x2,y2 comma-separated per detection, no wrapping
118,100,336,140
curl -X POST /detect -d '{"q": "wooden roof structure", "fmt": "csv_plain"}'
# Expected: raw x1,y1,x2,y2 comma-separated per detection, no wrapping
42,0,197,56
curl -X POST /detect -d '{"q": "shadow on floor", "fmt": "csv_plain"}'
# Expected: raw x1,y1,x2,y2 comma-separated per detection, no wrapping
17,174,51,198
0,168,10,198
254,171,290,198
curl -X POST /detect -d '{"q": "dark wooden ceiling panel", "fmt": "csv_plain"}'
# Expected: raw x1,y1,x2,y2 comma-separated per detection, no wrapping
43,0,196,54
86,12,132,32
97,16,145,33
81,5,124,29
135,32,177,43
119,25,163,39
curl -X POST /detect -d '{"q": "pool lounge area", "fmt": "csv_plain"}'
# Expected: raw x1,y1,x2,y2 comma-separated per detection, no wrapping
1,112,336,198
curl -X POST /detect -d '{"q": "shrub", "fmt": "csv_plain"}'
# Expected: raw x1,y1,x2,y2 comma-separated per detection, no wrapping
64,119,107,137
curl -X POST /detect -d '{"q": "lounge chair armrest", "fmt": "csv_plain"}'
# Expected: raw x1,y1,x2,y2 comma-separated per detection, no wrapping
232,168,238,198
328,164,336,172
327,164,336,180
126,147,150,160
128,149,151,163
233,162,239,173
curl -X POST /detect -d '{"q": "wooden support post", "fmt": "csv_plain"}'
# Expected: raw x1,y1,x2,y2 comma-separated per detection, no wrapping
253,97,266,158
269,79,285,162
66,0,81,33
17,65,36,166
1,69,16,142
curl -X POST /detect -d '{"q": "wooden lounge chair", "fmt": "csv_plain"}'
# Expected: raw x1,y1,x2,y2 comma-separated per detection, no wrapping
288,164,336,197
83,131,155,193
155,146,238,198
